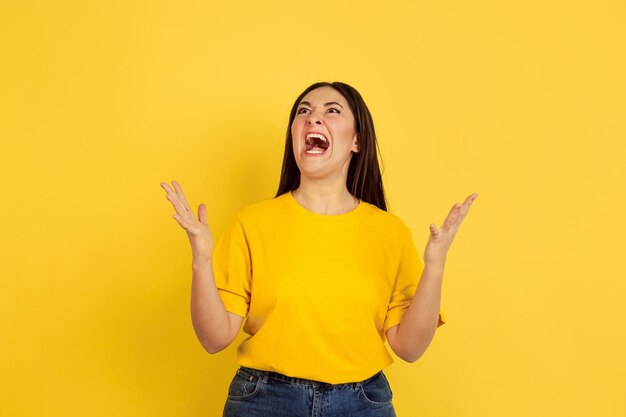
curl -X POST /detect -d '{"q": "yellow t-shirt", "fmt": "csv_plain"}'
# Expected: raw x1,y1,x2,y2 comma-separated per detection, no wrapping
212,191,446,384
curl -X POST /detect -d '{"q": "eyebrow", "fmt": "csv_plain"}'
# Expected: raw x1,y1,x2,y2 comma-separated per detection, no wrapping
298,101,344,109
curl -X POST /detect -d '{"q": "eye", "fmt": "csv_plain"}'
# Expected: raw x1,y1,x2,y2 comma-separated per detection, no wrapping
297,107,309,114
328,108,340,114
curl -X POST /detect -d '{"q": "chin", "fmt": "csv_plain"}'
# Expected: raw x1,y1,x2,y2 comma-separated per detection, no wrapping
296,163,330,179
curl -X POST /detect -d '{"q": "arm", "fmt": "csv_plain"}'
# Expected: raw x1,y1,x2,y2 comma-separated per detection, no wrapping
387,192,478,362
191,258,244,354
160,180,244,355
386,262,444,362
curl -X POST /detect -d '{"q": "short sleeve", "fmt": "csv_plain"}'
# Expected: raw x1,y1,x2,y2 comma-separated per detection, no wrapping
211,216,252,318
383,226,446,332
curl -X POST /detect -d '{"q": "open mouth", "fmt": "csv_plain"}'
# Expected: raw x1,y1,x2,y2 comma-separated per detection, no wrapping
305,133,330,155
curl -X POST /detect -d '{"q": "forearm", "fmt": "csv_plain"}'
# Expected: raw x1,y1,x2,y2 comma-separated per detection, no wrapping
190,258,231,353
395,262,445,362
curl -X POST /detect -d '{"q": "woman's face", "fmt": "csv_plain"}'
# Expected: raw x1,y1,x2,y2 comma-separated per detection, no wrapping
291,86,359,181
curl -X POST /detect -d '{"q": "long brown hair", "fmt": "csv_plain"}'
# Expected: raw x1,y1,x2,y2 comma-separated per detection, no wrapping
274,81,387,211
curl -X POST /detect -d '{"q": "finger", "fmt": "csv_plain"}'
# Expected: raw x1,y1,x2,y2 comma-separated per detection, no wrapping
443,203,462,223
198,204,208,225
161,182,190,219
429,223,440,236
461,193,478,211
165,192,189,218
441,203,457,223
449,193,478,220
457,193,478,219
171,180,192,212
161,181,192,217
172,213,190,230
160,182,175,195
160,182,184,210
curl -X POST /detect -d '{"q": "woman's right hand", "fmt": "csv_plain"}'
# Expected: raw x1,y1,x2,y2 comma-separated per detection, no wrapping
160,180,214,263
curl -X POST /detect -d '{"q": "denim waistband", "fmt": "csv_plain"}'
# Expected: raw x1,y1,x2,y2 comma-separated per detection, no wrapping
237,366,383,388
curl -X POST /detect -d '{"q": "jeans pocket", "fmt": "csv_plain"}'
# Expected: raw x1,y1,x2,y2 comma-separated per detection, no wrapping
227,367,261,401
359,371,393,406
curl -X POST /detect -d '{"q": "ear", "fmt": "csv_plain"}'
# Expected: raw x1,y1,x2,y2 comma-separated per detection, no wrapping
352,135,360,153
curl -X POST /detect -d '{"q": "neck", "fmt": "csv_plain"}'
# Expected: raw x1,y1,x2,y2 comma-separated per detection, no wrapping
292,176,359,215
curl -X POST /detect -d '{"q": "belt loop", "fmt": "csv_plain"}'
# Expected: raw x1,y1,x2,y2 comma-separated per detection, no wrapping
261,372,269,384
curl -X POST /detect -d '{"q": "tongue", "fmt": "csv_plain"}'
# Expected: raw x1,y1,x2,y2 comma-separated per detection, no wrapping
307,145,326,152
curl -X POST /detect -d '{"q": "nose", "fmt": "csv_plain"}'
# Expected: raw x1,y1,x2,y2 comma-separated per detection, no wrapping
306,112,322,125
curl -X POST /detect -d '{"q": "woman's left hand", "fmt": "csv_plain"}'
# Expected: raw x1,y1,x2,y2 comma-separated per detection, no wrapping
423,193,479,268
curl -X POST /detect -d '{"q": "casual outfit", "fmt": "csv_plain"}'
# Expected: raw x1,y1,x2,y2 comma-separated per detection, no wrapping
212,191,446,415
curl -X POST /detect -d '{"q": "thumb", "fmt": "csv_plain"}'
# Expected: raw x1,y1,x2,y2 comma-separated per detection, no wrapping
198,204,208,225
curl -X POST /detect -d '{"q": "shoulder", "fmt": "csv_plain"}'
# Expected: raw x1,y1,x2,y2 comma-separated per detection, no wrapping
360,200,409,227
233,194,286,222
359,201,412,237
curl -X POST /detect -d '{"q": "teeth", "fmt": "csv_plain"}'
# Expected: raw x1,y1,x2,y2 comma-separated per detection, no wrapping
305,133,329,145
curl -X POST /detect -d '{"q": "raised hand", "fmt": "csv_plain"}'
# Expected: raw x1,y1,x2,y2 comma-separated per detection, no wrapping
160,180,214,263
423,193,479,267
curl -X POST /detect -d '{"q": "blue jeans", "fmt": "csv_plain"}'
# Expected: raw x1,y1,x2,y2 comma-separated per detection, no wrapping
223,366,397,417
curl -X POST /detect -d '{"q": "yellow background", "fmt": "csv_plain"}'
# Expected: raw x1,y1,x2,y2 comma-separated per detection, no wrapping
1,1,624,416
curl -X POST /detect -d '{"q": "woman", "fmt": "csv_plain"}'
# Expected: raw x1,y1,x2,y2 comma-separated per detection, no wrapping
160,81,478,416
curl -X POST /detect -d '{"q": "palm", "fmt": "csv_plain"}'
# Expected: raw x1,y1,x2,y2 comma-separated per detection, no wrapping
423,193,478,266
161,180,214,262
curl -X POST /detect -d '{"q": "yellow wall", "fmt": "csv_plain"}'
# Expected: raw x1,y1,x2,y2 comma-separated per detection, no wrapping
1,1,624,416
